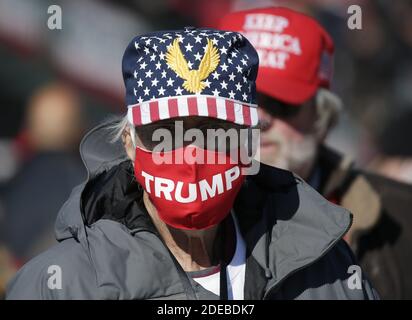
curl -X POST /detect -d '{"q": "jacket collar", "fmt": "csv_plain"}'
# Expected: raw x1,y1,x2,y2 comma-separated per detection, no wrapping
235,162,352,295
317,145,382,250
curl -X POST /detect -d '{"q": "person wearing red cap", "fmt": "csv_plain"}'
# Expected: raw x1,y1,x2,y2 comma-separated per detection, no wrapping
220,7,412,299
220,7,337,179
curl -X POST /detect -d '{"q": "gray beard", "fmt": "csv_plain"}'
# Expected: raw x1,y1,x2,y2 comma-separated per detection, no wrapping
267,132,318,179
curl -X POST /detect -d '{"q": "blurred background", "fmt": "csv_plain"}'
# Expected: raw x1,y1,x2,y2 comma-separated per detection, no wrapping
0,0,411,297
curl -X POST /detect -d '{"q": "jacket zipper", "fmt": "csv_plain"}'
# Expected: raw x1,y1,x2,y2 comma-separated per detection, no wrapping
262,214,353,300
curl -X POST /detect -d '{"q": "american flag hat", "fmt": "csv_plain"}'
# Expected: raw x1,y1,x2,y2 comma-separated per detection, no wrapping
122,27,259,127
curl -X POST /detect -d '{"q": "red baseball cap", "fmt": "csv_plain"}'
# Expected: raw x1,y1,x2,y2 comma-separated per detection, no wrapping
219,7,334,105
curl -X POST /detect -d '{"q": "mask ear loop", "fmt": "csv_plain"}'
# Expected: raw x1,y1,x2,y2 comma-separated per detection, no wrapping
130,125,137,149
128,122,137,149
127,108,137,149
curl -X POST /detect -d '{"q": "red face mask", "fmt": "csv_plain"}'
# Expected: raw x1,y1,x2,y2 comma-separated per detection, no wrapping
134,145,246,230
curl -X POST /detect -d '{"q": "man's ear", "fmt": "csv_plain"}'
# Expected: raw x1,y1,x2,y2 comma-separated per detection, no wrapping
122,127,135,161
314,89,342,142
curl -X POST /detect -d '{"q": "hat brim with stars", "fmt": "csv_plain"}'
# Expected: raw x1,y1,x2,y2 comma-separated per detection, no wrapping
122,28,260,127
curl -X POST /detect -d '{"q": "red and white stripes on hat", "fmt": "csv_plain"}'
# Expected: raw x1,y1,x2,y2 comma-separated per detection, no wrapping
127,95,258,127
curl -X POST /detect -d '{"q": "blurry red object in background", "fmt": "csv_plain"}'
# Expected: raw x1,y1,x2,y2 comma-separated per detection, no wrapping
168,0,233,27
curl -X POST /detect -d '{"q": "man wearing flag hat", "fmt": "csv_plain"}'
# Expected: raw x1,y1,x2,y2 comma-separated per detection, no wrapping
220,7,412,299
7,27,377,300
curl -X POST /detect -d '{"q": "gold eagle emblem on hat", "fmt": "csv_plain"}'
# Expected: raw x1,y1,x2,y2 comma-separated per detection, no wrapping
166,38,220,94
